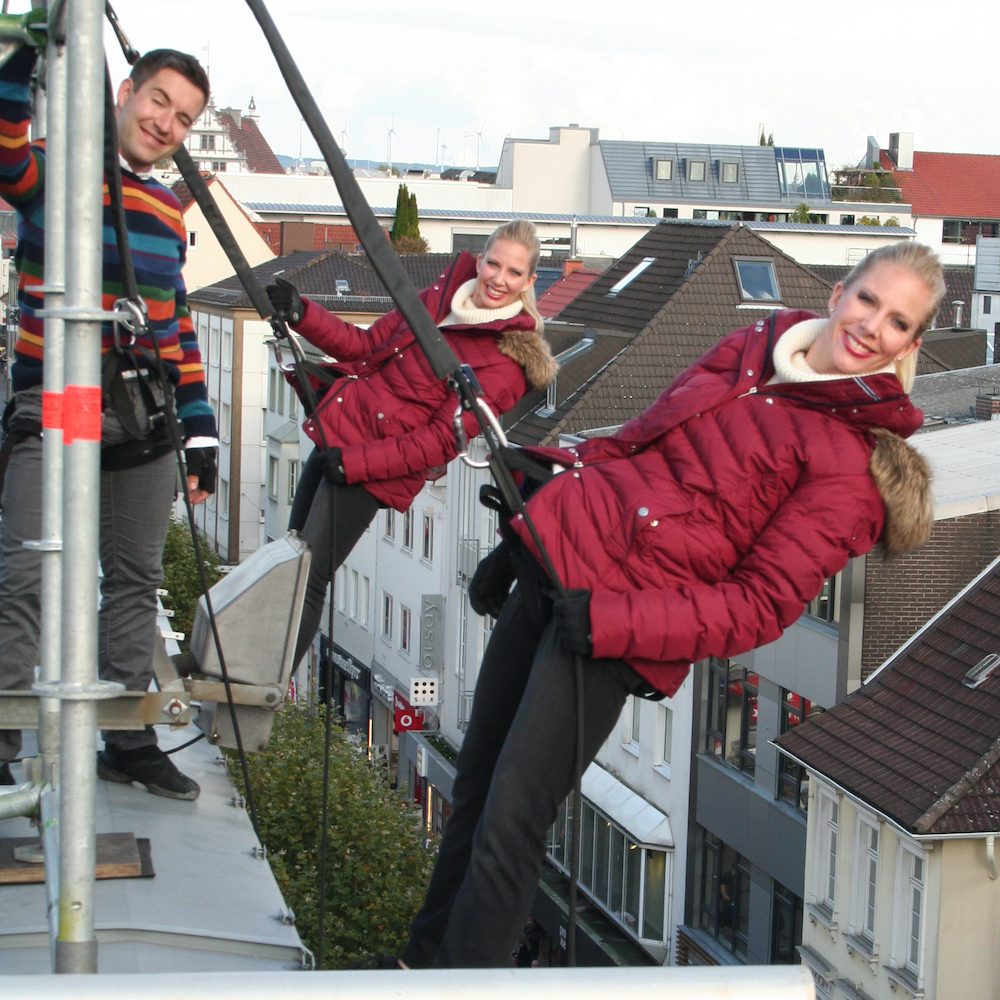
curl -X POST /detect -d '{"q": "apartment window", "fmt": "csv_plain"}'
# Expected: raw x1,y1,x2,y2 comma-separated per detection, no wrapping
359,575,370,627
805,573,839,625
421,512,434,562
851,817,880,949
187,230,198,249
660,705,673,767
721,161,739,184
268,367,279,412
705,658,756,775
288,385,298,420
222,328,232,370
984,295,992,315
350,570,360,620
813,789,839,919
400,605,412,655
891,845,926,980
771,882,803,964
381,592,394,641
654,158,672,181
267,456,279,500
220,401,231,442
662,207,679,219
633,205,651,217
200,132,215,150
687,159,706,182
550,799,669,947
402,508,414,551
287,459,299,504
627,697,641,745
384,509,396,541
942,218,1000,245
777,689,822,811
211,161,227,172
335,566,346,612
840,214,856,225
733,257,781,302
219,477,229,516
698,830,750,957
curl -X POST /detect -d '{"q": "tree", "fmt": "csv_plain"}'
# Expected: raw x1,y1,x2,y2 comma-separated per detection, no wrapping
790,203,813,223
858,215,882,226
161,518,222,650
229,705,436,968
390,183,428,253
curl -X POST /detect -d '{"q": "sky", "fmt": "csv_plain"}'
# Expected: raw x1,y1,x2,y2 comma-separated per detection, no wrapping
101,0,1000,174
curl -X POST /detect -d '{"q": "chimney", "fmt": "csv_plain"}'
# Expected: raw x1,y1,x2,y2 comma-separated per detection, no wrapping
974,392,1000,420
562,259,583,278
569,215,578,258
952,300,965,328
888,131,914,171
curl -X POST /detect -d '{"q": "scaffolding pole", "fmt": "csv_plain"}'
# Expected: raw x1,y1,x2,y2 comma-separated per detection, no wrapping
48,0,112,974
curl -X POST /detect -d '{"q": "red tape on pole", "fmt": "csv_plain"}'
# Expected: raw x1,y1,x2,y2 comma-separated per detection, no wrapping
42,390,64,431
62,385,102,444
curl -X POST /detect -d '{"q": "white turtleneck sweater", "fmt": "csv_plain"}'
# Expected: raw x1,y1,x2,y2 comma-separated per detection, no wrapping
438,279,524,328
768,318,895,385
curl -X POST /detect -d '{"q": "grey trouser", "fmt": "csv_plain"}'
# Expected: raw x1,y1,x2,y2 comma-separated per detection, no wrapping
0,390,177,762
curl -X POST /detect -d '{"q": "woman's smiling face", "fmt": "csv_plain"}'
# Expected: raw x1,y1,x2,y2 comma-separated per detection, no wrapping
806,260,932,377
471,238,537,310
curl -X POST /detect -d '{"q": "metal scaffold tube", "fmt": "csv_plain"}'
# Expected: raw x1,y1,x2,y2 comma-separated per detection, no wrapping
34,0,66,797
50,0,113,974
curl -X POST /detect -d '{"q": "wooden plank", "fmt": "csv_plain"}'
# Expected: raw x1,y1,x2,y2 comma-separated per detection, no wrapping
0,832,145,885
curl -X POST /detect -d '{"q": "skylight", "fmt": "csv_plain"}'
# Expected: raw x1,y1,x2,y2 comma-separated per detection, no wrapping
607,257,656,298
962,653,1000,690
733,257,781,303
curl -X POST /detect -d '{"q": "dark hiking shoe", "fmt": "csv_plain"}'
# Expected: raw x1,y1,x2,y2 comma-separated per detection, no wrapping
97,746,200,801
0,762,15,785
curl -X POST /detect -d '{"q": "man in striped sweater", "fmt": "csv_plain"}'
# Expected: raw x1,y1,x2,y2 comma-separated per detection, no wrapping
0,46,217,799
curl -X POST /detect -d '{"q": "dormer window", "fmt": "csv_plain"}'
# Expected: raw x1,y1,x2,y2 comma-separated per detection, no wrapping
335,279,350,295
687,159,706,182
721,161,740,184
733,257,781,303
654,158,672,181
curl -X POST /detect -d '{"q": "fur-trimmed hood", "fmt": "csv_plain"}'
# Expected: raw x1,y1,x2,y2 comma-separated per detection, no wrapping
869,427,934,557
497,326,558,390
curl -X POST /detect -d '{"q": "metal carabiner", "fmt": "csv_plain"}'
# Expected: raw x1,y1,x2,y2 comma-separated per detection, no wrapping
112,297,148,351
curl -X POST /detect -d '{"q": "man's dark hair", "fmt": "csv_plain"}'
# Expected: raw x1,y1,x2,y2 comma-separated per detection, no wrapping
130,49,210,107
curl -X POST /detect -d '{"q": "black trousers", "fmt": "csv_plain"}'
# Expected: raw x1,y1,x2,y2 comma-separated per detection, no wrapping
402,584,646,968
290,448,380,666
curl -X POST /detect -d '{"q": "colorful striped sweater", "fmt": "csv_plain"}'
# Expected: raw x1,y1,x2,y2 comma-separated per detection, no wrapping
0,50,216,441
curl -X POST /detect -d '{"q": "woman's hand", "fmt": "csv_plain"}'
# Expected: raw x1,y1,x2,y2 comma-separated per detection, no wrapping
552,589,593,656
266,277,304,325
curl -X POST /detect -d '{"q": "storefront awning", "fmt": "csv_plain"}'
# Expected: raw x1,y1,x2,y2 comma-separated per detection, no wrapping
581,763,673,847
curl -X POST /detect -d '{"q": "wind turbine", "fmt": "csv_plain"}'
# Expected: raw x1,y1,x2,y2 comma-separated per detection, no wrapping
386,118,398,176
475,121,486,170
339,116,350,161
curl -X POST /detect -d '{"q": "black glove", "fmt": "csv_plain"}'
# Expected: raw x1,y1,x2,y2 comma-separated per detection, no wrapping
320,446,346,484
185,446,218,494
468,541,516,618
552,589,593,656
266,277,305,325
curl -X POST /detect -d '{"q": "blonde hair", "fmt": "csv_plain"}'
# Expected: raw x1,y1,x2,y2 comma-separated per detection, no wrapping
842,242,945,392
484,220,544,335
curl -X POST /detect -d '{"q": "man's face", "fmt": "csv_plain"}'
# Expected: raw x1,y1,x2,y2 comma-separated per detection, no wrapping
115,67,205,173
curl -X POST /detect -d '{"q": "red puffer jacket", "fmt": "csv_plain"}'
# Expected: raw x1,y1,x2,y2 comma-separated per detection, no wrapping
292,252,556,511
509,310,931,696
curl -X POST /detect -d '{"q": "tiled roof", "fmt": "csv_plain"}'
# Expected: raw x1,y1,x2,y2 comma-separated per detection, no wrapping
216,109,284,174
186,249,458,312
881,149,1000,219
776,557,1000,836
537,268,603,319
540,224,833,438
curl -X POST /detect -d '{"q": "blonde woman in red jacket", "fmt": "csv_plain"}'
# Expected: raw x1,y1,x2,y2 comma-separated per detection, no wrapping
266,220,557,667
399,241,945,969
